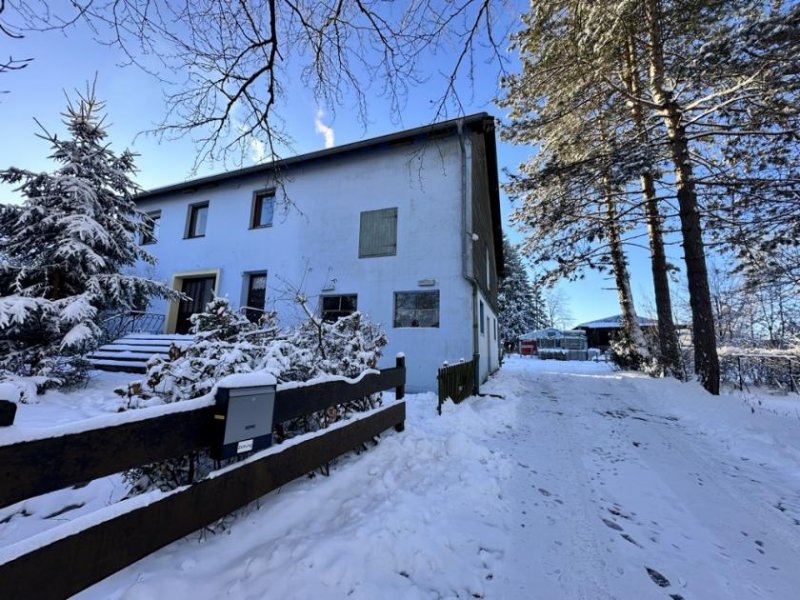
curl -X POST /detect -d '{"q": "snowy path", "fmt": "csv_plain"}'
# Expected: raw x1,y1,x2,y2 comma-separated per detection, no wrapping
51,358,800,599
490,358,800,599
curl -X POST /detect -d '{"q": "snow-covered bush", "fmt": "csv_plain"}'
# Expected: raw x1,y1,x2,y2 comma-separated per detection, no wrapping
0,87,178,393
124,296,387,496
608,329,660,376
143,297,281,402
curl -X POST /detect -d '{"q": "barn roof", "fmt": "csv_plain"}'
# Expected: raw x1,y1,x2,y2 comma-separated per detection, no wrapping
576,315,658,329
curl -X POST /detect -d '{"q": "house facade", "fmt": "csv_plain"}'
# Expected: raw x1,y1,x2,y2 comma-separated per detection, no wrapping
134,114,503,393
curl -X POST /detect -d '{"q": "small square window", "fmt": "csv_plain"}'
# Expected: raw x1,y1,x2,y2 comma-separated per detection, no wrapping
251,190,275,228
321,294,357,322
186,202,209,238
140,210,161,245
394,290,439,328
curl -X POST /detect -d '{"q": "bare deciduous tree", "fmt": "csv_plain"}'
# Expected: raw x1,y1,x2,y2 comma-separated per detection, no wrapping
8,0,521,166
0,0,32,84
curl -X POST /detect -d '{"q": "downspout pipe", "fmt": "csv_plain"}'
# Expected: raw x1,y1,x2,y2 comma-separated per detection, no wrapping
457,119,480,395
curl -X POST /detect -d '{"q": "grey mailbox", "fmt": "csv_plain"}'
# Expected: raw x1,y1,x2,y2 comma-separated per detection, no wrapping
213,383,276,460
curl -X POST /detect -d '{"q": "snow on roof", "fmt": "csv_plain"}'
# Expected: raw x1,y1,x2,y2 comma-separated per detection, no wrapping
576,315,658,329
519,328,586,340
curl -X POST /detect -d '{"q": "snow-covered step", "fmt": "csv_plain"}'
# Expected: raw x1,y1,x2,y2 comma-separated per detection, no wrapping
88,334,194,373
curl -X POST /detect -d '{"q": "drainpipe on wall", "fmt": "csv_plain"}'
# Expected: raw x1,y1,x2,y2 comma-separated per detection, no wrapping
457,119,480,395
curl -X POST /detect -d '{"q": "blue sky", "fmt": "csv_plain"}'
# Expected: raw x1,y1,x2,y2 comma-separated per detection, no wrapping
0,7,686,327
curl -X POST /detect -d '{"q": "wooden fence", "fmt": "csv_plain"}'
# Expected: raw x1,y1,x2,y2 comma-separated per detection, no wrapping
437,357,476,414
0,356,406,599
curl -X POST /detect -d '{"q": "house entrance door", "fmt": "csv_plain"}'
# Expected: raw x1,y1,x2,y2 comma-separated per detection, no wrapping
176,276,216,334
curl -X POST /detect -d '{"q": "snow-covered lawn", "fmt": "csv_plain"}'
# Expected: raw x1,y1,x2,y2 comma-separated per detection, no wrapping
3,358,800,599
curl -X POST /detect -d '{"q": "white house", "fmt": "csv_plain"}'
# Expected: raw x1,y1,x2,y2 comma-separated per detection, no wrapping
134,113,503,393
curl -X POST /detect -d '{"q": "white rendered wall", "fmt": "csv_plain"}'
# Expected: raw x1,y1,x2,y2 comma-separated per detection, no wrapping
137,138,476,392
476,288,501,383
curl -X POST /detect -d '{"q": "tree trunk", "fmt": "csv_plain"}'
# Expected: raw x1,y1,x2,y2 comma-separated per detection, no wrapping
622,32,684,378
641,173,684,376
603,179,649,355
643,0,719,394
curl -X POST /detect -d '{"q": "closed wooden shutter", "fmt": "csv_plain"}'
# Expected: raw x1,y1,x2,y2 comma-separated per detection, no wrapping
359,207,397,257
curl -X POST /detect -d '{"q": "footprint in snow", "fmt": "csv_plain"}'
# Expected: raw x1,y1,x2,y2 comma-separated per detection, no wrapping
621,533,643,548
645,566,671,587
602,518,623,531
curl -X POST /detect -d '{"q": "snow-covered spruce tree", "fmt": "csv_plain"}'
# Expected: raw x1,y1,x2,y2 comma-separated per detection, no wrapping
0,87,179,393
498,236,544,348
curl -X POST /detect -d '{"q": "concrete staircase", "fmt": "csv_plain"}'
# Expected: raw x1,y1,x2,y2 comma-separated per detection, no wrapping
88,334,194,373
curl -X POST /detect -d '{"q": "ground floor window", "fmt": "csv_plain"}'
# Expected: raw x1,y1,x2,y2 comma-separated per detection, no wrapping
244,272,267,322
321,294,357,322
394,290,439,328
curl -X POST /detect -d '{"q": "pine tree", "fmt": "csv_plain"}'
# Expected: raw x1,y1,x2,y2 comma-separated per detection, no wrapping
498,236,544,346
501,0,799,392
0,86,179,391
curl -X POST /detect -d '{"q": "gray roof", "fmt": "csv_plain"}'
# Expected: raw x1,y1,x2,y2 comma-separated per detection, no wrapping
576,315,659,329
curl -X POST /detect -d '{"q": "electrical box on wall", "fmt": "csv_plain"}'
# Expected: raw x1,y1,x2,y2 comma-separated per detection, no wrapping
212,379,276,460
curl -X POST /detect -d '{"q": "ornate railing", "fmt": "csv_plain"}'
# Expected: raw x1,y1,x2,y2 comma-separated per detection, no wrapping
100,311,166,342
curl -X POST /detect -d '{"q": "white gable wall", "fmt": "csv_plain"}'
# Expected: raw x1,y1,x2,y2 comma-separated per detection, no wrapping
137,137,476,392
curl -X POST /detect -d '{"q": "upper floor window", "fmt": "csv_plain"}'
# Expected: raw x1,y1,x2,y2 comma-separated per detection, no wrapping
251,190,275,229
321,294,357,322
359,207,397,258
186,202,209,238
140,210,161,245
394,290,439,328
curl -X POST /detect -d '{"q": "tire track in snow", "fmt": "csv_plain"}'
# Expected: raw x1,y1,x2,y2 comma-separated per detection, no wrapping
488,359,800,600
490,367,620,599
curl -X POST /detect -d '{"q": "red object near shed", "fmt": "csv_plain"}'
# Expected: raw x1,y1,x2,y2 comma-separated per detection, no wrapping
520,340,538,356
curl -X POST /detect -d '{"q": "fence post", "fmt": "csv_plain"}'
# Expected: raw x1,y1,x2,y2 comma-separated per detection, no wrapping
473,352,480,396
0,399,16,427
395,354,405,400
395,354,406,432
738,356,744,391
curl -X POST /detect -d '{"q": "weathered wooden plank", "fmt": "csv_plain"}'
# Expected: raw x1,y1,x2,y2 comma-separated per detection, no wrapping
0,407,216,510
0,366,406,509
273,367,405,422
0,402,405,600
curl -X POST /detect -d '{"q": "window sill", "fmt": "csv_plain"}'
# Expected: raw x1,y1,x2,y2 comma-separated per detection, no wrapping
249,224,273,230
184,234,206,240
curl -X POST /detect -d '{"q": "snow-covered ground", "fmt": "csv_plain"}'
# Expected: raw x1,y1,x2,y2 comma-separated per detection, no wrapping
3,358,800,598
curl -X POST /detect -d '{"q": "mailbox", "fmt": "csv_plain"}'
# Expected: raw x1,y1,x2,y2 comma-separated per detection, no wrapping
212,382,276,460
